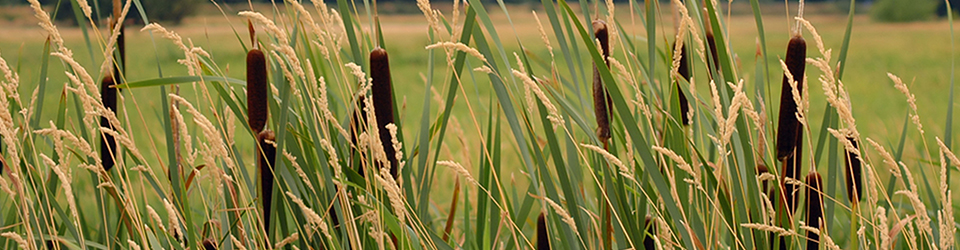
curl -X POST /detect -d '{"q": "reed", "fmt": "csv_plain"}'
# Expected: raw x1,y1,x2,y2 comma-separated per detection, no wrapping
805,172,824,250
537,213,550,250
247,21,268,134
257,129,276,234
592,19,612,147
100,75,117,171
370,47,399,179
844,136,862,204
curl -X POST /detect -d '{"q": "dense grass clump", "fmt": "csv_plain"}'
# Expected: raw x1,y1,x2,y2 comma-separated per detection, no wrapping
0,0,957,249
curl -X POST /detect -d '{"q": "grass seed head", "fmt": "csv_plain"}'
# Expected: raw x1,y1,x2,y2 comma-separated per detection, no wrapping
100,75,117,172
537,213,550,250
370,47,399,179
805,171,824,250
257,129,276,233
775,35,806,160
246,47,268,133
592,19,613,143
844,136,862,204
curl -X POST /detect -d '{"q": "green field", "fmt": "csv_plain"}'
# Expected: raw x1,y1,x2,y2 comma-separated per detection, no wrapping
0,1,959,249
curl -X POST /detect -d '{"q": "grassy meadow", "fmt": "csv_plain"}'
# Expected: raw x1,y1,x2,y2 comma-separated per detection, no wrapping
0,0,958,249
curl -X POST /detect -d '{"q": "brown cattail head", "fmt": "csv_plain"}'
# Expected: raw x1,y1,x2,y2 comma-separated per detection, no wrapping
202,238,218,250
805,171,824,250
246,48,268,133
674,40,691,125
592,20,613,144
100,75,118,171
775,35,807,160
705,32,721,75
370,47,399,179
257,129,276,233
644,215,656,250
350,95,368,177
844,136,862,205
537,213,550,250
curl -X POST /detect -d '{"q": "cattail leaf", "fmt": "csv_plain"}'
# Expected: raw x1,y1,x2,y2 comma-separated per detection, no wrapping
115,75,246,89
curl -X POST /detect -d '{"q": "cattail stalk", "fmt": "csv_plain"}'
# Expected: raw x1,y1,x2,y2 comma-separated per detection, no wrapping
592,20,613,148
100,75,117,171
257,130,276,234
674,40,691,125
844,136,862,205
537,213,550,250
370,47,399,179
805,172,824,250
247,21,268,133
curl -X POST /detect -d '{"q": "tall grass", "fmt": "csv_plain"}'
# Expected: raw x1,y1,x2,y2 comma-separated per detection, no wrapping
0,0,957,249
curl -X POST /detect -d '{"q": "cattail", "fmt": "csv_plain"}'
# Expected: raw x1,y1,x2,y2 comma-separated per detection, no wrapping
100,75,118,171
674,40,691,125
592,20,613,146
805,172,824,250
247,21,268,134
705,32,721,74
537,213,550,250
643,215,656,250
775,35,807,160
757,163,770,192
783,132,804,214
844,136,862,205
257,129,276,233
350,95,368,177
202,238,218,250
370,47,399,179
